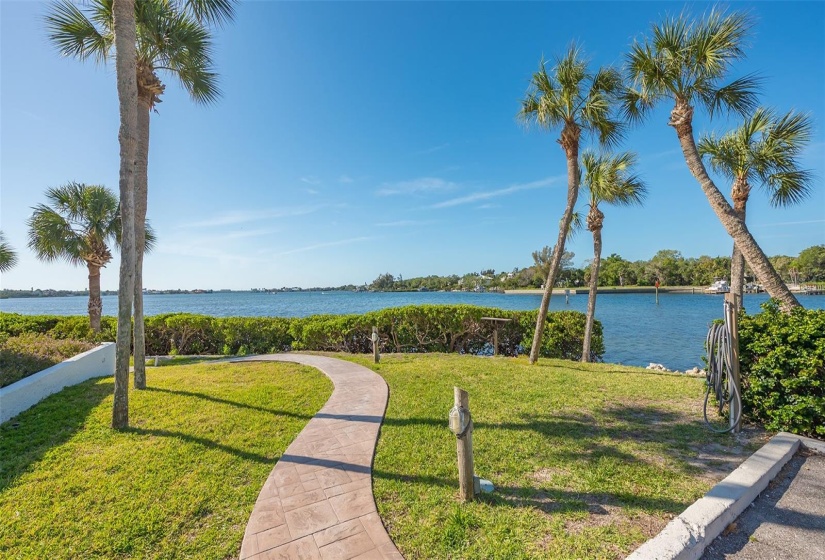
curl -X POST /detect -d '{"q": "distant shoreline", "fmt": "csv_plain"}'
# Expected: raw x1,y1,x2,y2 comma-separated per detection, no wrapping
506,286,709,295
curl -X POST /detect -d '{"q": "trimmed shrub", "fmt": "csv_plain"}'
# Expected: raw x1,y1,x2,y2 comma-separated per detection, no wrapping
738,301,825,438
0,333,96,387
1,305,604,362
219,317,293,355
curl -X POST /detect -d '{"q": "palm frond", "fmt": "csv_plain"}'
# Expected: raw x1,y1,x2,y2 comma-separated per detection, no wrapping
45,0,112,64
688,9,752,79
698,108,814,208
0,231,19,273
144,221,158,253
581,151,647,207
181,0,236,27
28,183,120,268
137,0,221,105
765,169,814,207
27,205,85,265
698,134,740,180
619,86,657,125
701,73,762,117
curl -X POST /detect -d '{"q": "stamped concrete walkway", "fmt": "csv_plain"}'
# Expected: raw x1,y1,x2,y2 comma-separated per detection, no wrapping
234,354,402,560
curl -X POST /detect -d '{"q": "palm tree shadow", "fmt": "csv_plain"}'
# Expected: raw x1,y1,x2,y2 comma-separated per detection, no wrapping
0,377,112,492
124,426,275,464
144,386,312,420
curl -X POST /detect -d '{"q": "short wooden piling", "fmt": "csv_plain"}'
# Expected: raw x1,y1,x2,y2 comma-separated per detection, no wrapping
372,326,380,364
454,386,474,502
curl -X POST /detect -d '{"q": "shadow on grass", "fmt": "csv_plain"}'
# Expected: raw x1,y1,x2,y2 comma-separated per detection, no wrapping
144,386,314,420
277,452,692,516
0,377,112,492
124,426,275,464
377,404,739,481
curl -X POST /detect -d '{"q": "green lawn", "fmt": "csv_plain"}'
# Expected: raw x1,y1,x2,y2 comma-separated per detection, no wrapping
0,361,332,559
345,353,764,560
1,353,764,559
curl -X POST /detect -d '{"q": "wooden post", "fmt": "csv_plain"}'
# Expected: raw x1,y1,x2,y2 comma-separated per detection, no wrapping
372,326,380,364
454,386,474,502
725,293,741,433
481,317,511,357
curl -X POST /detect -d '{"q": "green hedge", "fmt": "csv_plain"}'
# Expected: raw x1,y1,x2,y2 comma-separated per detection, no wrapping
738,302,825,438
0,306,603,361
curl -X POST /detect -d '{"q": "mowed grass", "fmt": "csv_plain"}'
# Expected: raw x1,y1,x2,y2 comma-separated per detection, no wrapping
345,353,764,560
0,361,332,559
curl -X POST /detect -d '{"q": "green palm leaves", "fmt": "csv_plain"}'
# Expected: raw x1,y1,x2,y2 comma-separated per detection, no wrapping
699,108,814,207
0,232,18,273
27,182,121,268
582,151,647,213
46,0,219,106
579,152,646,361
624,9,761,125
520,45,625,150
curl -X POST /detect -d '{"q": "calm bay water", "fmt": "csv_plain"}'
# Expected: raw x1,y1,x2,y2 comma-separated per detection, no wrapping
2,291,823,371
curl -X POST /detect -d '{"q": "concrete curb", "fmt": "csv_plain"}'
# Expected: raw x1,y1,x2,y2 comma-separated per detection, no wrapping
626,432,810,560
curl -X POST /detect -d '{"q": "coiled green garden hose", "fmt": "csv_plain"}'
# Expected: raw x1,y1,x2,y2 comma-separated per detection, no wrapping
704,300,742,433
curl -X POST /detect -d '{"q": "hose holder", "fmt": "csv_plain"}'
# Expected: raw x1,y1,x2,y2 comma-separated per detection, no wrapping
449,405,472,438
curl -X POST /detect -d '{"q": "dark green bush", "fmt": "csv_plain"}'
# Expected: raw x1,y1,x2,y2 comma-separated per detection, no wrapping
0,333,96,387
738,301,825,438
517,309,605,361
0,313,115,342
0,305,603,362
219,317,293,355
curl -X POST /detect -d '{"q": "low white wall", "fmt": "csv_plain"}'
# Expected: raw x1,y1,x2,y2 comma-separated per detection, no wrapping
1,342,115,424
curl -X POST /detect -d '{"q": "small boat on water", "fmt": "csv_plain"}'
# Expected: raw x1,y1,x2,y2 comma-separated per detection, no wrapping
705,279,730,294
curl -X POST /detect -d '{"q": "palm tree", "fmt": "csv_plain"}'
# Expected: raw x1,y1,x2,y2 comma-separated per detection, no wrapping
699,108,814,308
88,0,232,428
623,9,801,311
27,182,154,332
48,0,220,390
519,45,624,364
580,152,646,361
0,231,19,272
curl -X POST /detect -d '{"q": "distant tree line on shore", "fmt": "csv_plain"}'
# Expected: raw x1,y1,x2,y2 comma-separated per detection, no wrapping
368,244,825,292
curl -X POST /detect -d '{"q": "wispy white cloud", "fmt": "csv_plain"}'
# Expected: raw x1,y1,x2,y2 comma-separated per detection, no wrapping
305,188,320,196
156,240,264,265
276,236,373,256
339,174,354,184
752,219,825,228
645,148,682,160
475,203,500,210
413,143,450,156
21,110,44,123
374,220,435,228
179,206,322,228
431,176,562,209
376,177,458,196
301,176,321,186
223,228,282,239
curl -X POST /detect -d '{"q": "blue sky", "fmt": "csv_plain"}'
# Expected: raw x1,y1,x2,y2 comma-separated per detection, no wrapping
1,0,823,291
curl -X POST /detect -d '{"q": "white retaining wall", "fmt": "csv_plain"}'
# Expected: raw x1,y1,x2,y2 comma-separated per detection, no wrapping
0,342,115,424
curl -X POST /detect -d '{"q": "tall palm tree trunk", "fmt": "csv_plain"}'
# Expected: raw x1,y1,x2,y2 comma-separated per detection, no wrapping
133,87,152,390
729,178,749,311
669,103,800,312
582,213,603,363
87,263,103,333
112,0,138,429
529,124,581,364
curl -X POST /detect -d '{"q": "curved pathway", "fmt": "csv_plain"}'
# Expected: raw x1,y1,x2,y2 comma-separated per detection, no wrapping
234,354,402,560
